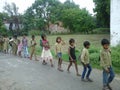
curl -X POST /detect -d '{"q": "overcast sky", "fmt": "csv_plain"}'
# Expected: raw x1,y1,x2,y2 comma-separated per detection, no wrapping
0,0,95,14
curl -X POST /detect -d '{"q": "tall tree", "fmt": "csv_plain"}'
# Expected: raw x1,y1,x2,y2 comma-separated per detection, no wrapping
93,0,110,28
3,2,20,35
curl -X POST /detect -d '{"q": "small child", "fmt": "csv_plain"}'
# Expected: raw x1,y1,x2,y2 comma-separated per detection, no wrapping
81,41,93,82
22,34,29,58
100,39,115,90
3,35,9,54
8,37,13,54
55,37,65,72
41,34,53,67
17,40,23,57
67,38,80,76
30,35,38,61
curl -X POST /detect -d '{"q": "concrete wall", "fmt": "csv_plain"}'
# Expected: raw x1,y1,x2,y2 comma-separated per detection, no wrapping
111,0,120,46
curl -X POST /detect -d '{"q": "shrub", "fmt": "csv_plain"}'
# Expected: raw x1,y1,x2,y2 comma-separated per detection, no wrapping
0,25,8,35
29,30,41,36
92,28,110,34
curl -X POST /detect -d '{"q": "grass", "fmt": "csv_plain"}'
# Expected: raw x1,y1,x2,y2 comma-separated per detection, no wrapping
19,34,120,73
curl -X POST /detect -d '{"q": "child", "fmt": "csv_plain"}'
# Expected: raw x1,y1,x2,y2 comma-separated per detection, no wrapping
3,35,9,54
17,40,23,57
55,37,65,72
67,38,80,76
0,35,4,52
30,35,38,61
41,34,53,67
100,39,115,90
22,34,29,58
8,37,13,54
12,35,19,56
81,41,93,82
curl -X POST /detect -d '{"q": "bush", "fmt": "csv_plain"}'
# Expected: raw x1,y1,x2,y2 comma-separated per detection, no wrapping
29,30,41,36
0,25,8,35
92,28,110,34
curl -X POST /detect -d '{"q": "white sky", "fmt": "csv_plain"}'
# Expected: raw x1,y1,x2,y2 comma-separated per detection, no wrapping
0,0,95,14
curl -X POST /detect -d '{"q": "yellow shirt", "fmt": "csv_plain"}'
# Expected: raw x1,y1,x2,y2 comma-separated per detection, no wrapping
100,48,112,70
31,40,36,47
55,43,62,53
81,48,90,64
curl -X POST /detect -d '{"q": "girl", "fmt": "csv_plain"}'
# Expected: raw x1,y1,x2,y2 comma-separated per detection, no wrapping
55,37,65,72
17,40,23,57
41,34,53,67
67,38,80,76
30,35,38,61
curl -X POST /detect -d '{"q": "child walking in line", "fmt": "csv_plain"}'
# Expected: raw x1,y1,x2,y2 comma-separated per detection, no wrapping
17,40,23,57
41,34,53,67
3,35,9,54
55,37,65,72
22,34,29,58
8,37,13,54
67,38,80,76
30,35,38,61
100,39,115,90
81,41,93,82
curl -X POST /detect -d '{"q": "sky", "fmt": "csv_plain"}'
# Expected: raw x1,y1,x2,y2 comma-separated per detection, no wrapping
0,0,95,14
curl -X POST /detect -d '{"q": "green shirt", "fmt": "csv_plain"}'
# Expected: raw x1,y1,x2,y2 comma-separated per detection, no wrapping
100,48,112,70
81,48,90,64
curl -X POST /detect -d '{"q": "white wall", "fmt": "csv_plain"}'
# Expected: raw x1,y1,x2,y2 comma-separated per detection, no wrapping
111,0,120,46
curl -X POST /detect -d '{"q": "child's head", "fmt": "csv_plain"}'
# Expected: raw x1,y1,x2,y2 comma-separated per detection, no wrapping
101,39,110,49
23,34,26,38
9,37,12,40
14,34,17,39
32,35,35,40
41,34,46,40
69,38,75,46
56,37,61,43
83,41,90,49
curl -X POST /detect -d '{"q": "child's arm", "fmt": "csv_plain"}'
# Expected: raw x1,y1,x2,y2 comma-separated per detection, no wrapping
61,40,65,45
68,47,73,61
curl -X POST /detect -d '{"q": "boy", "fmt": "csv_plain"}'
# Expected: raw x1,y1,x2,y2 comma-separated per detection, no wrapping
81,41,93,82
30,35,38,61
100,39,115,90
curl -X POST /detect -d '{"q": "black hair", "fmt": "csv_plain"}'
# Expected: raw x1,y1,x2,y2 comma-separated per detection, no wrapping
69,38,75,44
32,35,35,38
41,34,46,40
83,41,90,47
101,39,110,45
13,34,17,38
9,37,12,40
56,37,61,42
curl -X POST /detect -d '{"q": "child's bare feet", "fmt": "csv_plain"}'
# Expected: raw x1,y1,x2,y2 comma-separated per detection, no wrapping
58,68,63,72
67,69,70,73
35,59,39,61
51,64,54,67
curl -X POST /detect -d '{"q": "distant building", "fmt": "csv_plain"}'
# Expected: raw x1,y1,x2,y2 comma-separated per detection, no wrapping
49,21,70,34
3,20,23,30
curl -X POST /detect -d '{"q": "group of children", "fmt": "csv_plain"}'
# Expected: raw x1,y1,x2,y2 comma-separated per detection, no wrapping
0,34,115,90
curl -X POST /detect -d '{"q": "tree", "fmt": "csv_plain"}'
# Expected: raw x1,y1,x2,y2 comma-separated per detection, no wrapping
3,2,20,35
93,0,110,28
61,8,95,33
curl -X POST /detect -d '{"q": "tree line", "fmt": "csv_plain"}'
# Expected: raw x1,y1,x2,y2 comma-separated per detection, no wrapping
0,0,110,35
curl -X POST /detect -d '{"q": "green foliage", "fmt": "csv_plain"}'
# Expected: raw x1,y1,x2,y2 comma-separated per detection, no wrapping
0,25,8,35
93,0,110,28
29,30,41,36
92,28,110,34
61,8,95,33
